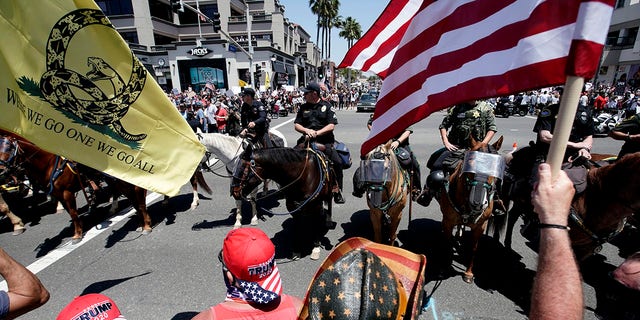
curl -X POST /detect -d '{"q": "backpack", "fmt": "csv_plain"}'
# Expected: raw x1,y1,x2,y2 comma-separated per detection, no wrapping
334,141,352,169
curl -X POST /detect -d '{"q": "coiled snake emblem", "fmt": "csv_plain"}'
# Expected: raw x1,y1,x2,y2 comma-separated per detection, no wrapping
40,9,147,141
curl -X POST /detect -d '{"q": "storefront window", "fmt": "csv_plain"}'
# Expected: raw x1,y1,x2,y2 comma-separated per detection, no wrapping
189,67,224,91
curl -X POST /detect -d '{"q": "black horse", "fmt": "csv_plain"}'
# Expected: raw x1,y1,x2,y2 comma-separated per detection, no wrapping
231,145,334,260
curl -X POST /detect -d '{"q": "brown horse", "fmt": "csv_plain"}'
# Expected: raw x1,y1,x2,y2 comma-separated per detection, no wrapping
0,193,26,235
0,134,151,242
231,145,333,260
437,136,504,283
500,149,637,260
361,141,408,245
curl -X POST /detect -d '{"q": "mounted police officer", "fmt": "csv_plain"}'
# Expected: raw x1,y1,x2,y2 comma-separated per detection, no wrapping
294,82,345,204
532,88,594,163
417,100,502,212
239,87,271,148
504,87,594,236
353,115,421,200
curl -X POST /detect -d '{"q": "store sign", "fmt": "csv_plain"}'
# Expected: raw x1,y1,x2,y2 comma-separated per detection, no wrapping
188,46,211,57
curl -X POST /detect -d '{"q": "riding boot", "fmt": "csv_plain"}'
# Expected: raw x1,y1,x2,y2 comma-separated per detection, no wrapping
411,171,422,202
492,199,507,216
333,166,345,204
333,192,345,204
352,167,365,198
415,186,433,207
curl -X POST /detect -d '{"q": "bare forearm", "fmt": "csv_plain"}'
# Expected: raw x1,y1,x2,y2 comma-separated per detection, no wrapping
530,230,583,320
0,249,49,319
481,130,496,144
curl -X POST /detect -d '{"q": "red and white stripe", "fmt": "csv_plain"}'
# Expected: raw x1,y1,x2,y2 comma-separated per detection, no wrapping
337,0,422,78
259,265,282,295
361,0,614,156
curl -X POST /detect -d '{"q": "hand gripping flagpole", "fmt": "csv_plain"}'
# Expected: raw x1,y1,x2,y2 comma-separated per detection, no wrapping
545,75,584,178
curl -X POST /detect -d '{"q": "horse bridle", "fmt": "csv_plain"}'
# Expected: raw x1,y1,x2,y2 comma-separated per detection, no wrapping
367,147,407,211
0,137,19,181
233,148,312,200
232,148,328,216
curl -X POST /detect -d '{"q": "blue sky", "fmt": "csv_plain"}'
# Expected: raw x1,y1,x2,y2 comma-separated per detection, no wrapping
279,0,389,65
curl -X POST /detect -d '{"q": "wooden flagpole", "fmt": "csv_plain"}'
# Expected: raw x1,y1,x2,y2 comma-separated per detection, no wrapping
545,75,585,178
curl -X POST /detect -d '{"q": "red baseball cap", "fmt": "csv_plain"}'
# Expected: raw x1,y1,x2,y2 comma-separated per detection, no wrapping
222,228,282,303
57,293,125,320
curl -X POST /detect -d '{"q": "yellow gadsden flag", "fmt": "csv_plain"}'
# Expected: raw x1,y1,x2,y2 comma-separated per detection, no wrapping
0,1,205,196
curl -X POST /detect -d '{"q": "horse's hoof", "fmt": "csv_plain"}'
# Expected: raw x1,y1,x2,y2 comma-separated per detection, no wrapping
462,274,474,284
190,204,198,211
71,237,82,244
136,227,152,235
310,247,321,260
233,221,242,229
12,228,26,236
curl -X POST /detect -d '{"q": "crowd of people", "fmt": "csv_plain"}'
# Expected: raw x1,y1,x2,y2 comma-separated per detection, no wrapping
167,84,370,137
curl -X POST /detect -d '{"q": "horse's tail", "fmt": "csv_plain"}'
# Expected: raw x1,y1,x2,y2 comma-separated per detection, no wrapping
195,170,212,194
268,129,287,147
487,209,508,240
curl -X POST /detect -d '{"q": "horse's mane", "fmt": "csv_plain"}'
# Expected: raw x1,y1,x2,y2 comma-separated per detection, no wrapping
254,147,308,163
199,133,243,162
589,152,640,194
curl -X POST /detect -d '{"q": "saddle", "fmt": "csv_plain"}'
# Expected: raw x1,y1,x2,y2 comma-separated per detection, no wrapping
295,142,340,193
506,145,590,197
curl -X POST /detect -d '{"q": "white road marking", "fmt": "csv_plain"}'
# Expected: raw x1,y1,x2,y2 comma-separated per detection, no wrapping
271,118,294,130
0,192,163,291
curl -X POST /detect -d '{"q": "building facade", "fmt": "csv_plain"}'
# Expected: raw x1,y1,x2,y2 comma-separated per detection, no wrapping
599,0,640,88
98,0,322,93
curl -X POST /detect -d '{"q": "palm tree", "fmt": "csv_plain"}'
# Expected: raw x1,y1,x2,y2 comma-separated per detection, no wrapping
339,16,361,49
309,0,340,61
339,16,362,84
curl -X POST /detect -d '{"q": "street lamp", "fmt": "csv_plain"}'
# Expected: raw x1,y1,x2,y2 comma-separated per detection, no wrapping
271,55,277,90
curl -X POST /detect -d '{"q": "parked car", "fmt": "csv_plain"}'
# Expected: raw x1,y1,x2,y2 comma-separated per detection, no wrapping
356,94,377,112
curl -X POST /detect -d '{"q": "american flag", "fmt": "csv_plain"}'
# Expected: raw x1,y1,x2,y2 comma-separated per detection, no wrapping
337,0,422,78
343,0,615,156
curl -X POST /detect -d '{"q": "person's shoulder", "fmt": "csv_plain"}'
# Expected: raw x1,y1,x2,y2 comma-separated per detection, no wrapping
476,101,494,113
283,294,304,311
538,105,558,119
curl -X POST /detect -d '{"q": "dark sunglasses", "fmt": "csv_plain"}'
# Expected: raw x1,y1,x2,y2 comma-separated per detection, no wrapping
218,250,229,272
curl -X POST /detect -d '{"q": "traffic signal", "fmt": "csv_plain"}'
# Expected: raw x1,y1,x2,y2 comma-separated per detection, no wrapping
318,66,324,79
255,64,262,85
170,0,183,13
211,12,221,32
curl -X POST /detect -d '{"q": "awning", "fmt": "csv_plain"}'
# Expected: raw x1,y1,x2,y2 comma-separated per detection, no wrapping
272,61,286,73
285,65,296,75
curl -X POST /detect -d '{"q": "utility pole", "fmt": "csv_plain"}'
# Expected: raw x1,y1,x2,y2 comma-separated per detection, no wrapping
246,3,254,88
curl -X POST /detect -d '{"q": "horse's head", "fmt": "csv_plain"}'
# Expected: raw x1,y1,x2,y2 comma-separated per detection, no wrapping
453,136,505,222
0,136,18,182
361,141,405,210
230,143,260,199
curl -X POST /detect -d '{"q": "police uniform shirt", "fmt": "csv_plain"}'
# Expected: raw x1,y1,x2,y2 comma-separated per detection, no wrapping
439,102,497,148
240,100,268,135
533,103,594,157
612,113,640,158
295,100,337,144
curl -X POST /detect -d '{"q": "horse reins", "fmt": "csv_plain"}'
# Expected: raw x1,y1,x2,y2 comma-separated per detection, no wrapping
247,148,328,216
